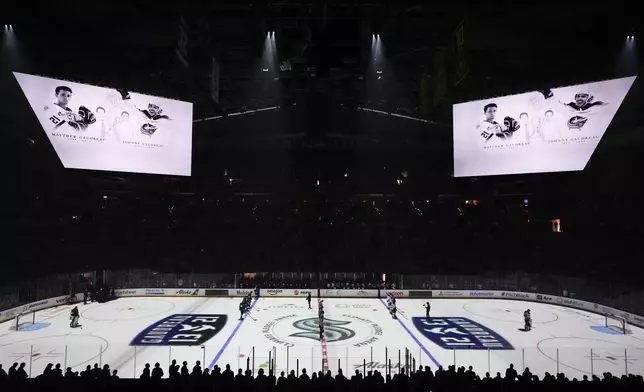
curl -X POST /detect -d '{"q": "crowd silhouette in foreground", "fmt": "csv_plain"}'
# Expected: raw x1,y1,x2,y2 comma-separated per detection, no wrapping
1,360,644,392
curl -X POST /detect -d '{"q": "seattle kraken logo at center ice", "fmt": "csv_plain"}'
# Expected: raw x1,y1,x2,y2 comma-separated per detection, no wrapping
413,317,513,350
290,318,356,342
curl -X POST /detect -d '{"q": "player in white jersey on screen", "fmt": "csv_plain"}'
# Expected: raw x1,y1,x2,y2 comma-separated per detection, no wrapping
476,103,504,143
475,103,519,146
43,86,96,132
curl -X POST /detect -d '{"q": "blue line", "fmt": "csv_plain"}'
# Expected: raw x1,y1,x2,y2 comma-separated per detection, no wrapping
209,297,260,370
378,298,441,368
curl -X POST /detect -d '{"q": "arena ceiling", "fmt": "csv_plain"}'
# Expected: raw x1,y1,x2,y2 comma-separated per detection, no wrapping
1,2,642,192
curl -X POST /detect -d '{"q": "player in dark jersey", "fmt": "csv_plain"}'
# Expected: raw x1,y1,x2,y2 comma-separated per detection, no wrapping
139,103,171,121
424,302,431,319
545,89,608,131
70,306,80,328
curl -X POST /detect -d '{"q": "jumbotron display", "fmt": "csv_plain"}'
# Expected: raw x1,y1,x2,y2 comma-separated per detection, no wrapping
14,72,193,176
453,76,636,177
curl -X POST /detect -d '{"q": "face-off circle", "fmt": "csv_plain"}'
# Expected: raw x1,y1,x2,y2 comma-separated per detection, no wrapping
0,334,109,370
462,300,559,324
262,314,382,348
537,337,644,375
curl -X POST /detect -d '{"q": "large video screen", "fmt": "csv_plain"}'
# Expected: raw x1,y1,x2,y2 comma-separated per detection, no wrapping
14,72,193,176
453,76,636,177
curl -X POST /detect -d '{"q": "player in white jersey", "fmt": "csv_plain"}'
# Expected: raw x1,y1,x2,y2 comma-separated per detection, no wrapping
43,86,96,132
43,86,81,131
475,103,519,146
476,103,504,143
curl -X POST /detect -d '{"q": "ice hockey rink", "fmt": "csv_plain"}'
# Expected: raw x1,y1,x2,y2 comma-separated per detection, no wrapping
1,297,644,379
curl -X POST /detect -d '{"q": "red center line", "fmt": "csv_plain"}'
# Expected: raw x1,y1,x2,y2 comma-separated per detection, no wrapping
319,299,329,374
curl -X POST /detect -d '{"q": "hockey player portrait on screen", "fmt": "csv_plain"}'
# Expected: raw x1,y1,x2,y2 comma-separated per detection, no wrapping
453,76,636,177
43,86,97,132
475,103,520,146
13,72,193,176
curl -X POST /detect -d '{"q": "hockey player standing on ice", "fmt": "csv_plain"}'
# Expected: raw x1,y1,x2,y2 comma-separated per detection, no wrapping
239,298,250,320
254,287,260,298
523,309,532,331
388,301,397,319
424,302,431,319
307,293,312,309
70,306,80,328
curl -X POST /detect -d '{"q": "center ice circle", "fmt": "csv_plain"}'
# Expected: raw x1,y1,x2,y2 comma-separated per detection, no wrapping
263,313,382,348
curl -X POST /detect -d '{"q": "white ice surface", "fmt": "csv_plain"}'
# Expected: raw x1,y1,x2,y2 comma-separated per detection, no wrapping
1,297,643,379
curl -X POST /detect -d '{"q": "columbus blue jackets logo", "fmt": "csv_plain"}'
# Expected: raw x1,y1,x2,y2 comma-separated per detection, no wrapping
140,123,158,136
567,115,588,129
131,314,227,346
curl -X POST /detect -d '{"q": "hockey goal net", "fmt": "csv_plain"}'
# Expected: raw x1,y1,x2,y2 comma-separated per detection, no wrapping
13,310,36,331
605,313,631,334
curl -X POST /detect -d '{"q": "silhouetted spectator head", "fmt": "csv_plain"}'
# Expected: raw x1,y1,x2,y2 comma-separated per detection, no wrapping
280,371,285,377
509,363,514,369
154,363,160,368
226,364,231,370
302,369,307,375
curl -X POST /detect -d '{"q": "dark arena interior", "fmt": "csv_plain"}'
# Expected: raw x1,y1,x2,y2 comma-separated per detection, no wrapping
1,2,644,391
